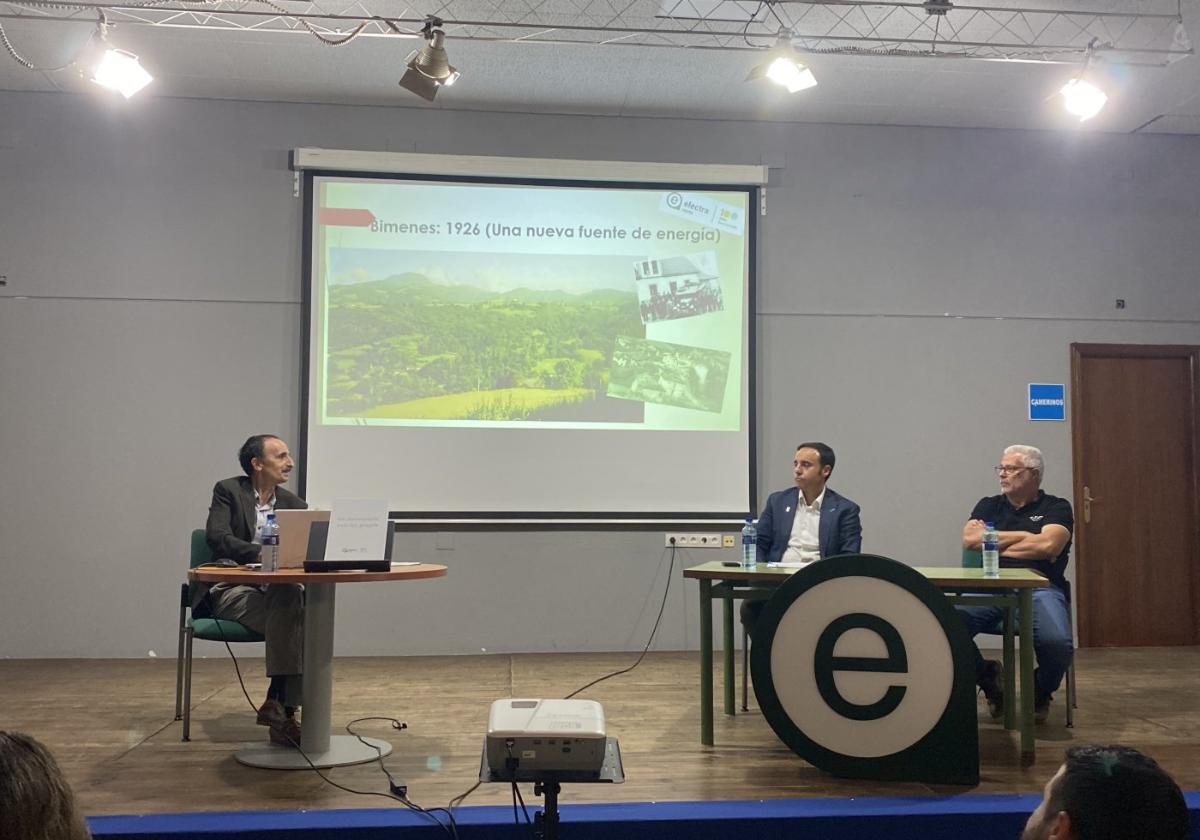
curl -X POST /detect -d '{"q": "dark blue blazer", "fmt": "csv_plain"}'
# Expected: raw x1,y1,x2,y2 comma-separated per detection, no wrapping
755,486,862,565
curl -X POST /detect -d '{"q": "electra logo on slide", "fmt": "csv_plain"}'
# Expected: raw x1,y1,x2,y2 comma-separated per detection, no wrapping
659,191,746,235
750,554,979,785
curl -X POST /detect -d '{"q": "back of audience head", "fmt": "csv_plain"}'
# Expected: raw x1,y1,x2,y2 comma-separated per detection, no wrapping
1021,744,1190,840
0,731,91,840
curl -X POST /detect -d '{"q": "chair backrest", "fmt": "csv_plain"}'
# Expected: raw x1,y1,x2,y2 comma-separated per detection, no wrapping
961,547,982,569
190,529,213,569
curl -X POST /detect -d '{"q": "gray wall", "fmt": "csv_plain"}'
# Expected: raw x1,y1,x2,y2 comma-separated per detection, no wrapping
1,92,1197,658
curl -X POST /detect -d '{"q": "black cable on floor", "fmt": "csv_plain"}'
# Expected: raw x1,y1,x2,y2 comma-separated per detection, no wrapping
564,544,677,699
207,613,460,839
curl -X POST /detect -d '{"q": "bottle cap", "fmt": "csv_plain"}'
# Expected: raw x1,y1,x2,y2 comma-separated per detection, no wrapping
984,521,994,527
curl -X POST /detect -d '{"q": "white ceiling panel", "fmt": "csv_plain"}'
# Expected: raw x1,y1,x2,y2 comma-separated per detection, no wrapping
0,0,1197,132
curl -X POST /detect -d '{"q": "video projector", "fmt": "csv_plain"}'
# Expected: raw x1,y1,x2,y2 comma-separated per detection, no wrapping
486,699,607,779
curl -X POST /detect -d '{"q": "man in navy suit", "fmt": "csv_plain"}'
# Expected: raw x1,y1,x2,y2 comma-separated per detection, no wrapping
741,442,862,632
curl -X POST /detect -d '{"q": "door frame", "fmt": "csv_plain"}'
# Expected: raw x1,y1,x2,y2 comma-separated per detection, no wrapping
1069,342,1200,647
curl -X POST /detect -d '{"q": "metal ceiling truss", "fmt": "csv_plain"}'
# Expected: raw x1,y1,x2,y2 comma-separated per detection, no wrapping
0,0,1191,65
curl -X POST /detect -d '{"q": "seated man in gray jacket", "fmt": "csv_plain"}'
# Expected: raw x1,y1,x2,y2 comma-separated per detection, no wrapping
203,434,306,746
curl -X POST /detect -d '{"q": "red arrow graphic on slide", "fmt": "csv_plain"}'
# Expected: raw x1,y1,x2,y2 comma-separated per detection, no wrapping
320,208,376,227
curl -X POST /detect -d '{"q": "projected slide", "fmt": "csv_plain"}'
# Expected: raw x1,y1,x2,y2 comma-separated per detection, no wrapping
312,179,748,432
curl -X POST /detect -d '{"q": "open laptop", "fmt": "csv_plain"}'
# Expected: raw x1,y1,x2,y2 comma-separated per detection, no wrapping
303,520,393,572
275,509,331,569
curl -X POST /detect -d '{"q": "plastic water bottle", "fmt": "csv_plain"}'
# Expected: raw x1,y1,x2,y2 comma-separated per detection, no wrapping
262,512,280,572
741,518,757,567
982,521,1000,577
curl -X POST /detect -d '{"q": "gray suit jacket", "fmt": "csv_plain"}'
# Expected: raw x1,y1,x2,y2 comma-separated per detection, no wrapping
205,475,307,564
192,476,307,615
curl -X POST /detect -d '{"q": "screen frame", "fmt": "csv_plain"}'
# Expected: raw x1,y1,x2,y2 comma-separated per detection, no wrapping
299,167,758,524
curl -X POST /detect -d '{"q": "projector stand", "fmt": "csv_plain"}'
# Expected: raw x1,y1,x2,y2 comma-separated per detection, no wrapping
532,780,561,840
479,736,624,840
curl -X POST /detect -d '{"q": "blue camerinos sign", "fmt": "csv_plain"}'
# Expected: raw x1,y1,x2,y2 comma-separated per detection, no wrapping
1028,383,1066,421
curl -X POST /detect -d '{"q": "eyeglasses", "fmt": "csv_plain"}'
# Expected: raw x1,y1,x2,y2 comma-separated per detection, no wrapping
994,465,1029,475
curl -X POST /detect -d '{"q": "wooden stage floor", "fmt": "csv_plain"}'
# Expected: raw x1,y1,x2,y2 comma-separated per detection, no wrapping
1,647,1197,817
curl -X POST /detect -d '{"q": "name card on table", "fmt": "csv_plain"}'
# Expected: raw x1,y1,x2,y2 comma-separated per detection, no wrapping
326,499,390,561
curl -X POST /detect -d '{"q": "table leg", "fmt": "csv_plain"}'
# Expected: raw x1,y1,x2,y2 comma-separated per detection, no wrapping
722,596,735,716
234,582,392,769
699,579,713,746
1003,599,1016,731
302,582,335,753
1018,588,1035,766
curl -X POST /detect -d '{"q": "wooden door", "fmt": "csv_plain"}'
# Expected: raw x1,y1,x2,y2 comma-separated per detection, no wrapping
1071,343,1200,647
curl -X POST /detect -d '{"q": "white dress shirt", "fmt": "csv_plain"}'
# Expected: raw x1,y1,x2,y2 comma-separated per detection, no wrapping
253,488,277,544
781,488,823,564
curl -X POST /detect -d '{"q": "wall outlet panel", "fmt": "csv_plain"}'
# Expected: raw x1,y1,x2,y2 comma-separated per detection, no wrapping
664,533,726,548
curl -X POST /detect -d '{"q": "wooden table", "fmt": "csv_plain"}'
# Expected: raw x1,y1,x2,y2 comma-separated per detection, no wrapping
191,564,447,769
682,561,1049,765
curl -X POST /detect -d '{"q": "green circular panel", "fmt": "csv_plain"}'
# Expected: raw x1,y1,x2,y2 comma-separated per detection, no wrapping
750,554,978,780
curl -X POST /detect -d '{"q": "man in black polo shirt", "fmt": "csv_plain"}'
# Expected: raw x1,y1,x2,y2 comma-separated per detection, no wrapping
957,444,1074,724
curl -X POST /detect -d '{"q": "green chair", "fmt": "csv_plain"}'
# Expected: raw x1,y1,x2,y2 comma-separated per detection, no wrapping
174,529,264,741
961,547,1076,727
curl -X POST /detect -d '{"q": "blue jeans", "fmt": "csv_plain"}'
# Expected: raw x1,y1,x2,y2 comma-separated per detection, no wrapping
956,586,1073,702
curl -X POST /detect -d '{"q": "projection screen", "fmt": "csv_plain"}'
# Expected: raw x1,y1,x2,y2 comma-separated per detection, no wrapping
298,151,761,522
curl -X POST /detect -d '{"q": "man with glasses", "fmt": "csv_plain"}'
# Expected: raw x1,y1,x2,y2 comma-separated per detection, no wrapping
958,444,1074,724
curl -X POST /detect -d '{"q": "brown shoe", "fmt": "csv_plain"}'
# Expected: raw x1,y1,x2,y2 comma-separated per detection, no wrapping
269,717,301,747
257,698,287,728
979,660,1004,721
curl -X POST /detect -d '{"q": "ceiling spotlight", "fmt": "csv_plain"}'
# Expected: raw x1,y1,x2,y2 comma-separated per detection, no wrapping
399,17,460,102
77,17,152,98
1060,78,1107,121
90,47,153,99
747,33,817,94
1059,38,1107,121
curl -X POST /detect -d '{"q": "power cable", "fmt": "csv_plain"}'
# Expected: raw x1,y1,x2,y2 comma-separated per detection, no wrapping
564,544,676,700
201,595,460,839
